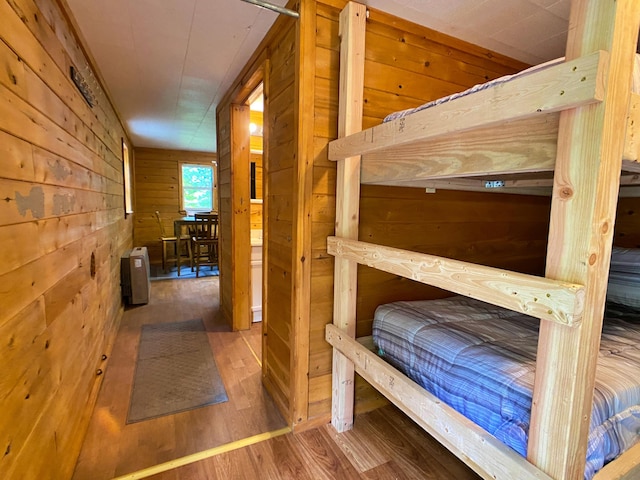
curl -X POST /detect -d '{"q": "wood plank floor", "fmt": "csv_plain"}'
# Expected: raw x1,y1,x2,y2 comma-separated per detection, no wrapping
72,277,286,480
73,276,481,480
145,406,481,479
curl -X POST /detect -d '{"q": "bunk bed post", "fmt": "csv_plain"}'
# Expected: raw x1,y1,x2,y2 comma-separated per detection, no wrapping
528,0,640,478
330,1,366,433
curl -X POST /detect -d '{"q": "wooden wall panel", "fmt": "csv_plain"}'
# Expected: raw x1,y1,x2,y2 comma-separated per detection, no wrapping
217,103,234,325
132,148,217,265
305,0,546,423
231,105,252,331
0,0,131,478
250,203,263,230
262,19,297,416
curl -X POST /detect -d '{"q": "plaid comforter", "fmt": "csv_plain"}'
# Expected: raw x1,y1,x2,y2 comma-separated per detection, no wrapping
373,296,640,479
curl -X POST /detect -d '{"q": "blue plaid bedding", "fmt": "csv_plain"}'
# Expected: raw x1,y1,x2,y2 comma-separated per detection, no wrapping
608,247,640,309
373,296,640,479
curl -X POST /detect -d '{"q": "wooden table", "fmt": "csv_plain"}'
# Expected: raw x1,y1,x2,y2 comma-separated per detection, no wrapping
174,215,196,237
174,213,218,235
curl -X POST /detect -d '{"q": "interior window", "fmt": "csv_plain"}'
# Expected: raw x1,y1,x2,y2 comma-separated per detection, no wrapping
181,163,213,214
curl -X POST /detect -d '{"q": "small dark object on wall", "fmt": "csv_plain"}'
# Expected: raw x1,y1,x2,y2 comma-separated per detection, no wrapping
70,65,95,107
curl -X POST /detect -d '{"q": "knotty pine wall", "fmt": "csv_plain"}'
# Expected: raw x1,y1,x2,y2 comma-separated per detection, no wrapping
263,19,300,417
0,0,132,478
132,148,217,265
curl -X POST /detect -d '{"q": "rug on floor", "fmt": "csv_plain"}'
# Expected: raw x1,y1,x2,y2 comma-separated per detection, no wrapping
127,318,228,423
149,264,219,280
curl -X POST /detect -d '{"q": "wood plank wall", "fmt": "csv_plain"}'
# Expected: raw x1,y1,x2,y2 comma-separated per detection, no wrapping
0,0,132,478
132,148,217,265
305,0,551,423
215,0,298,412
263,18,299,419
250,203,263,231
217,105,233,325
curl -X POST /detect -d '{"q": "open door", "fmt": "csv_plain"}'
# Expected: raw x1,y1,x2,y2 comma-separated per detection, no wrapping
228,104,252,331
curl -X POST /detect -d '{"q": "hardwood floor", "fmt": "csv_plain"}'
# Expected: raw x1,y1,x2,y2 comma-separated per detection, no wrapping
73,276,481,480
72,277,286,480
145,406,481,479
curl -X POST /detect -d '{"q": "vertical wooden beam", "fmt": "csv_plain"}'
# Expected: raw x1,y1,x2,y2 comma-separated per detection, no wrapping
290,0,316,427
216,105,231,327
331,1,366,433
528,1,640,478
230,104,252,331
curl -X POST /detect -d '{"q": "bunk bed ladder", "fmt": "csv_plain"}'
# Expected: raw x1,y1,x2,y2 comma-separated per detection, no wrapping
331,1,366,433
528,1,640,479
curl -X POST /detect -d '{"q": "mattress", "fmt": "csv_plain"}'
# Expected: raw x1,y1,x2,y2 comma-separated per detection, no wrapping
373,296,640,479
383,54,640,123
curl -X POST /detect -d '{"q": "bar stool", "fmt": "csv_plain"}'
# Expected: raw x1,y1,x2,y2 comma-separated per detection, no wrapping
191,213,218,277
154,211,192,273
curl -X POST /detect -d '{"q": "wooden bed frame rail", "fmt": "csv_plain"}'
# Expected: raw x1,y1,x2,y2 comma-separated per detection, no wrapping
327,236,584,326
327,1,640,479
328,54,640,196
328,51,607,161
325,325,553,480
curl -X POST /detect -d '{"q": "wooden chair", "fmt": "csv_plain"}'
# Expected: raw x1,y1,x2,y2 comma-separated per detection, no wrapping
191,213,218,277
154,211,192,273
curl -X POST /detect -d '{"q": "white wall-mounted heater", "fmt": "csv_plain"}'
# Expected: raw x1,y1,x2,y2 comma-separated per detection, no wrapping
121,247,151,305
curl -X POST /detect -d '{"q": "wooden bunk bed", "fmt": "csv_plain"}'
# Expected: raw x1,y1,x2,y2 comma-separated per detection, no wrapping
325,1,640,479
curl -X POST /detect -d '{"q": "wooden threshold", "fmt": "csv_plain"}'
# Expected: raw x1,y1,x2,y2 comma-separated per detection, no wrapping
112,427,291,480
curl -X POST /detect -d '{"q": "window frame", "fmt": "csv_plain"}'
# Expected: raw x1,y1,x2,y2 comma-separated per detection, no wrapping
122,139,134,217
179,162,216,214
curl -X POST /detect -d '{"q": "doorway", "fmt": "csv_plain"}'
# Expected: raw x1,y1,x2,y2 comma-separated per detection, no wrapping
248,84,264,325
221,65,267,338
